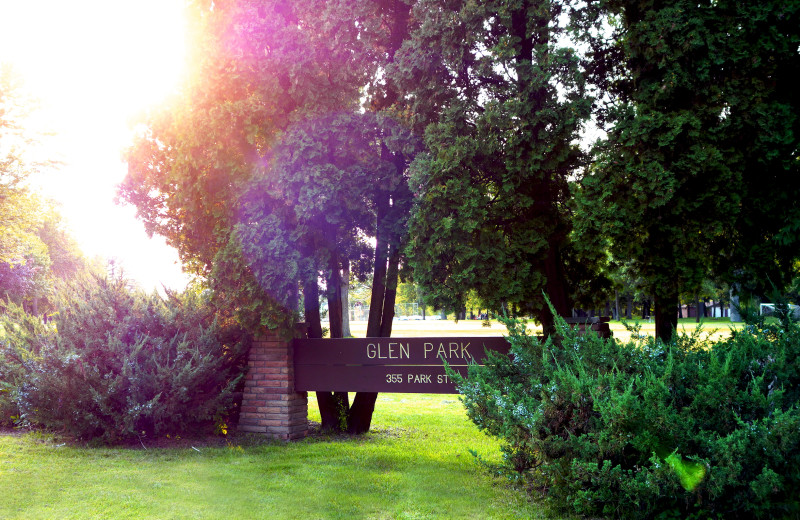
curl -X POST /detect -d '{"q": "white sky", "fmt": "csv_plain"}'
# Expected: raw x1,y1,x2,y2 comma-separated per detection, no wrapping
0,0,192,292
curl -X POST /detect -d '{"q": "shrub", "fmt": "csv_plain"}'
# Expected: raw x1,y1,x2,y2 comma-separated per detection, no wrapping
455,314,800,518
3,275,249,442
0,301,52,426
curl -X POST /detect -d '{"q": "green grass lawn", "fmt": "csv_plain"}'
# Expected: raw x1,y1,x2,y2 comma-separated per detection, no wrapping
1,318,749,519
351,316,745,343
0,393,562,520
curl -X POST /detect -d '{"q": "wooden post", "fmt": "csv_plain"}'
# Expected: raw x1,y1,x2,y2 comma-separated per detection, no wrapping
238,327,308,440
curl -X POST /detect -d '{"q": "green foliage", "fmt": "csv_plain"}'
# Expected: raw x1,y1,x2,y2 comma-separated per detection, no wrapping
235,112,417,314
395,0,594,327
0,301,50,426
1,65,88,312
120,0,382,332
574,0,800,338
1,275,249,442
455,311,800,518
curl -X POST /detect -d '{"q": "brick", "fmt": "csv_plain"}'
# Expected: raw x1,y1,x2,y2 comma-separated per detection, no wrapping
257,419,286,428
289,424,308,434
289,411,309,422
256,406,285,414
257,367,285,375
239,424,266,433
263,380,290,388
241,327,310,441
261,372,290,380
261,387,291,395
263,355,289,363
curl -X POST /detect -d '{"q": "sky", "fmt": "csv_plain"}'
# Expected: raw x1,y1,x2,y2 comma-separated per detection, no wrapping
0,0,192,292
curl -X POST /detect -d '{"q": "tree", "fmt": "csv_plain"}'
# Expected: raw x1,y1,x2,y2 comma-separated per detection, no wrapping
1,65,39,267
574,0,800,341
236,111,419,432
1,65,84,313
121,0,418,433
392,0,593,333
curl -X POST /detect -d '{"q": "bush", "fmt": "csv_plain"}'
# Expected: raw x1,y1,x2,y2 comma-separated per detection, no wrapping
0,300,55,426
455,314,800,518
1,275,249,442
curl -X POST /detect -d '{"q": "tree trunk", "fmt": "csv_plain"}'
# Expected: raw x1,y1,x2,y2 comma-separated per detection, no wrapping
379,242,400,337
348,0,412,432
539,241,572,336
654,289,679,343
367,193,390,338
304,280,345,432
348,191,391,434
354,245,400,429
307,261,353,433
341,258,351,337
614,290,620,321
304,280,323,339
695,295,701,323
327,255,343,339
626,293,632,319
350,210,404,433
327,260,350,428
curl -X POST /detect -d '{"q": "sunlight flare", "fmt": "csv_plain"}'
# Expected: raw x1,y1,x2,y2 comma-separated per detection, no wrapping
0,0,190,290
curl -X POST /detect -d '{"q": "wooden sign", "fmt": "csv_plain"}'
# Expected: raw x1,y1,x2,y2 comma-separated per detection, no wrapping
293,337,510,394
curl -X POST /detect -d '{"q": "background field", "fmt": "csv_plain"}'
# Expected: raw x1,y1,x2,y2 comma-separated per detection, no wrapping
350,317,744,342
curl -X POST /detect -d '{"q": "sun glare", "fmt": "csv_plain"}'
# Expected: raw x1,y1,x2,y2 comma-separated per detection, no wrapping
0,0,191,290
0,0,187,123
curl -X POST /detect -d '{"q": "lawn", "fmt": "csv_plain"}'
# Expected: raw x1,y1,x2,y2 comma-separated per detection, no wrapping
0,393,561,520
351,316,744,342
1,317,746,519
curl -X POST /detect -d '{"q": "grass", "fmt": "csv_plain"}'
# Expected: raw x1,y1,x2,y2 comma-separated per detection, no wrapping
351,316,745,343
0,393,561,520
1,318,748,519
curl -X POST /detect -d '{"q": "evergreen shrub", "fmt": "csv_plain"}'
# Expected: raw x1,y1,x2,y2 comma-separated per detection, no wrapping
455,313,800,518
0,301,51,426
1,275,249,442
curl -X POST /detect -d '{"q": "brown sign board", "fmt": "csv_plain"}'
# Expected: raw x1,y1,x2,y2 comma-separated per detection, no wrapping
293,337,511,394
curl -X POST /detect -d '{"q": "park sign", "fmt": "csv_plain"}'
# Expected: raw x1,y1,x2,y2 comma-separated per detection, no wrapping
293,337,511,394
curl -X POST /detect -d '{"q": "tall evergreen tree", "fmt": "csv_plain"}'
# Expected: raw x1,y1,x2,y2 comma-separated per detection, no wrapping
392,0,592,333
574,0,800,341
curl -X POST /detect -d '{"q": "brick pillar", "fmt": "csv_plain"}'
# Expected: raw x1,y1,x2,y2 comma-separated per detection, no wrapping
238,328,308,440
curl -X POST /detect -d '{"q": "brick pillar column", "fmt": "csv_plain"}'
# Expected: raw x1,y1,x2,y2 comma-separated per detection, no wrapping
238,327,308,440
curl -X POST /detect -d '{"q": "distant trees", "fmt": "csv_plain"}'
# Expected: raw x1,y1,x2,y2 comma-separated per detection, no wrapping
1,66,86,313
